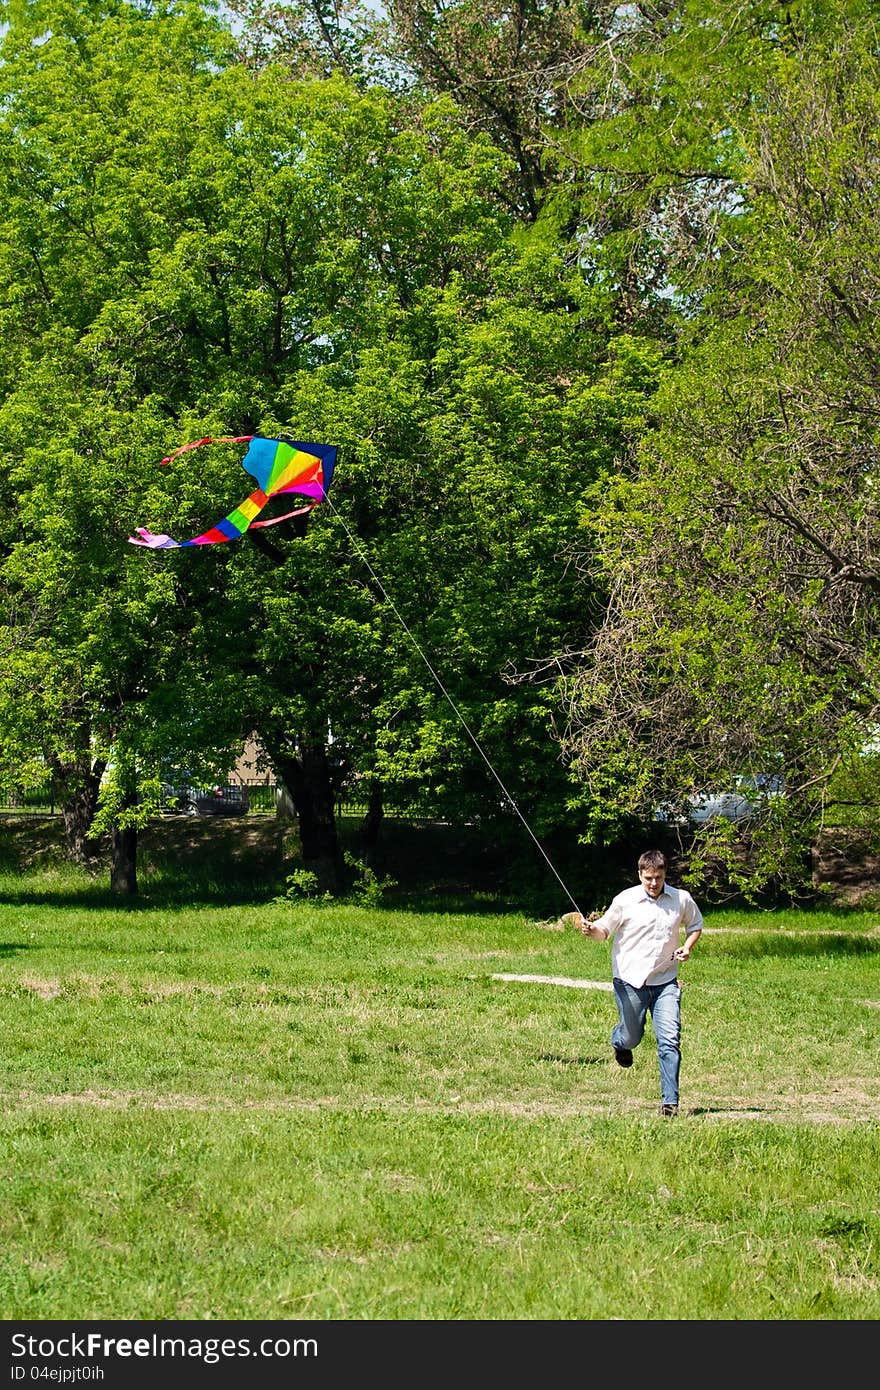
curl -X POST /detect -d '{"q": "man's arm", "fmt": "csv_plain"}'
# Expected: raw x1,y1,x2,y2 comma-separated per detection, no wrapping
674,925,702,962
578,907,614,941
673,893,703,961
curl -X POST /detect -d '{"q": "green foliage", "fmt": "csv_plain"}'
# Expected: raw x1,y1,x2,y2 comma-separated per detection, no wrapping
0,14,490,837
7,0,876,908
548,0,874,305
0,1,655,891
560,3,880,895
279,844,420,908
0,4,257,828
225,0,396,88
825,752,880,833
343,850,397,907
385,0,605,219
279,866,327,901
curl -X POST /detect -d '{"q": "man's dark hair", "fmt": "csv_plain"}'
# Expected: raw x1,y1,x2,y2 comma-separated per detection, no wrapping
638,849,668,872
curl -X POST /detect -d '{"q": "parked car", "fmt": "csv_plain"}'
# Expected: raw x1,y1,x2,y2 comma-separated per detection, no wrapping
686,785,756,824
174,784,250,817
655,774,783,826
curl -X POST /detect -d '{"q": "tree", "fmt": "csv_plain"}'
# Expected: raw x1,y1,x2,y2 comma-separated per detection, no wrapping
0,3,422,888
1,1,634,901
0,3,275,887
379,0,616,220
230,247,663,896
561,8,880,897
225,0,391,83
0,0,669,904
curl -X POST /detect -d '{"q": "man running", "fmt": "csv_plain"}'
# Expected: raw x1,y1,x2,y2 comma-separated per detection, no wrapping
580,849,702,1116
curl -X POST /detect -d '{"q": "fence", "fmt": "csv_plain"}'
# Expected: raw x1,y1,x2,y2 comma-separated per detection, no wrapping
0,781,278,817
0,786,58,814
0,781,452,823
2,781,877,833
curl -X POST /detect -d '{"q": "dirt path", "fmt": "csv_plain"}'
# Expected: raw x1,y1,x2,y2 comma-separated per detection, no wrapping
5,1084,877,1126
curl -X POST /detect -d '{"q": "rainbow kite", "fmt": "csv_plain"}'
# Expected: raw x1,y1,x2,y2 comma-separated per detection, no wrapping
128,434,337,548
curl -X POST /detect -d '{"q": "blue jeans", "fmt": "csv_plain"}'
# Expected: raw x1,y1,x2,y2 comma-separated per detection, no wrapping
612,977,682,1107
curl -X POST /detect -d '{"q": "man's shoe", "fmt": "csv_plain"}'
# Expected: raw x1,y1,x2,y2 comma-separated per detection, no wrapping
659,1104,678,1117
613,1047,633,1068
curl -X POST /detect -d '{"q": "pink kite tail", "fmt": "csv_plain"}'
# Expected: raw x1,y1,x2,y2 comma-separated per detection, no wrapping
250,501,317,529
127,527,180,549
160,434,254,466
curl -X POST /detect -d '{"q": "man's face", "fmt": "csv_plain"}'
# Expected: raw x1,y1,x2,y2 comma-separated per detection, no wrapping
639,864,666,898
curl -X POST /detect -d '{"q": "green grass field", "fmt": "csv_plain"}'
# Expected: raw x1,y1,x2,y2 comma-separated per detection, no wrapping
1,820,879,1320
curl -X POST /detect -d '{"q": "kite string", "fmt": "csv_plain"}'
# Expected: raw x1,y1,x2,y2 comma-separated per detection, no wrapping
323,495,583,916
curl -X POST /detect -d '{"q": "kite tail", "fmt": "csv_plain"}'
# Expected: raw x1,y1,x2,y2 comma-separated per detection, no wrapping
127,527,182,549
160,435,254,466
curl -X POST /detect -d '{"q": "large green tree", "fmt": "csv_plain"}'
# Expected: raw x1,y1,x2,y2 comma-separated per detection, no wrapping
228,0,614,220
0,2,483,888
0,3,247,886
0,0,653,903
228,249,662,896
561,5,880,896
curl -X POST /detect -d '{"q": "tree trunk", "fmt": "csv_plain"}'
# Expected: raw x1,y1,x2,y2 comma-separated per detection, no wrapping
50,754,106,864
110,823,138,896
359,782,384,865
269,737,345,893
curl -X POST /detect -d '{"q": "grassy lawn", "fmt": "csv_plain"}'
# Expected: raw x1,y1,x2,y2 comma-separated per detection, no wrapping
1,821,879,1320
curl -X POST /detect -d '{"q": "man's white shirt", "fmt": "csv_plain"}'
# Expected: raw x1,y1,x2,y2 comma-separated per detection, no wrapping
595,883,703,988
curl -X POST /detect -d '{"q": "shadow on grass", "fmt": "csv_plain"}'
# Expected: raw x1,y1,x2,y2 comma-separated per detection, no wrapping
711,934,880,959
688,1104,772,1116
537,1052,609,1067
0,881,533,917
1,815,528,916
385,889,521,916
0,879,288,912
5,815,880,922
